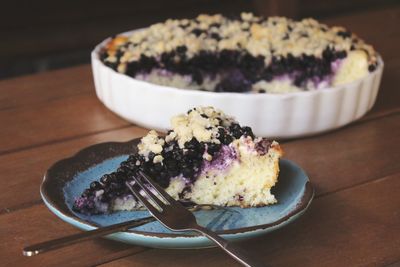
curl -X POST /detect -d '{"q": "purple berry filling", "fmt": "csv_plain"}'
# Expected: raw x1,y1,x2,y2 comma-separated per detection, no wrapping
202,145,238,173
102,46,356,92
72,118,263,214
255,138,272,155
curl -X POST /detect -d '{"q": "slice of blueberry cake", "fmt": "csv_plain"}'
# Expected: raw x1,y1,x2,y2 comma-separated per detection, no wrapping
100,13,378,93
73,107,283,214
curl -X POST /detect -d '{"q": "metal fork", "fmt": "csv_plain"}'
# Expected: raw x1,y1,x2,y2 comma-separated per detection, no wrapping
126,171,268,267
23,203,224,257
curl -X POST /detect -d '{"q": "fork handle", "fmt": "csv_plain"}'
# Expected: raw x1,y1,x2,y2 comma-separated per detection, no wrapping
193,225,269,267
22,216,154,256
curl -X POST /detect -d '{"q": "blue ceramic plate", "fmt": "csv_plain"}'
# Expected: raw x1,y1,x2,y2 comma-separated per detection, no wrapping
41,138,314,248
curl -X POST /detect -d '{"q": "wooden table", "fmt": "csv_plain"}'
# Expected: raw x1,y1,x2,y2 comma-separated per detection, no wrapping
1,7,400,267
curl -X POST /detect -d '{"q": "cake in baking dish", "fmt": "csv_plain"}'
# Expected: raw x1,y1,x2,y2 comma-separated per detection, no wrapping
73,107,283,214
99,13,378,93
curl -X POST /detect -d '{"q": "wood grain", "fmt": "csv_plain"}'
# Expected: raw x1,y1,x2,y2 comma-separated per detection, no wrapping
0,126,148,213
0,204,147,267
283,113,400,195
99,173,400,267
0,94,131,155
0,65,92,110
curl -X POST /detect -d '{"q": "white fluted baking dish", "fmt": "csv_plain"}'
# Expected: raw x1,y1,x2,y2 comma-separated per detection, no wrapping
91,35,383,139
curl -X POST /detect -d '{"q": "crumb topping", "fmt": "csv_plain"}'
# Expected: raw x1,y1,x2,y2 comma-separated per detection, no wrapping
169,106,235,147
103,12,377,69
138,107,236,156
137,130,165,159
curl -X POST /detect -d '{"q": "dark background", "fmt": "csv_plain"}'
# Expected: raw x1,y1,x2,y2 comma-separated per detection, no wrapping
1,0,398,79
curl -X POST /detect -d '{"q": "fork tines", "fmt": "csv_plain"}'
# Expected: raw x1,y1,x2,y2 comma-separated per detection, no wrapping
125,171,180,214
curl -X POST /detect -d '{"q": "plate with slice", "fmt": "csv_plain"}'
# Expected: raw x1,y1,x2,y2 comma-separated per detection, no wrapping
41,107,314,248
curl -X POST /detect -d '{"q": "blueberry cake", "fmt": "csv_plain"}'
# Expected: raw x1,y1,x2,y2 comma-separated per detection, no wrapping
100,13,378,93
73,107,283,214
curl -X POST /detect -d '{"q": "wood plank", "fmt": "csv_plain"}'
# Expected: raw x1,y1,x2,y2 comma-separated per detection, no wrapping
283,113,400,195
0,94,131,154
99,172,400,267
0,204,148,267
0,126,148,213
0,65,92,110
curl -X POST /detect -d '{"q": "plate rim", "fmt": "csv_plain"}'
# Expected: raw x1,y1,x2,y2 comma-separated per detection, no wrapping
41,138,314,238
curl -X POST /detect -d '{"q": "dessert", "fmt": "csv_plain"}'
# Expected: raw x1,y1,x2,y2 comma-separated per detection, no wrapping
100,13,378,93
73,107,283,214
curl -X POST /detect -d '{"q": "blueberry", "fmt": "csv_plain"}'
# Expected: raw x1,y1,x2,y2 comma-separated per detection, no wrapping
182,167,195,178
147,152,155,161
191,28,204,37
185,138,200,150
186,148,202,159
210,33,221,41
115,171,127,182
82,188,92,197
207,142,221,155
168,168,180,177
127,154,139,162
192,71,203,84
120,160,137,171
242,126,255,139
172,150,183,161
222,134,233,145
176,45,187,54
230,123,243,139
153,163,164,172
104,188,115,199
138,55,158,72
337,31,352,39
322,47,334,60
125,61,140,77
215,69,252,92
210,23,221,28
368,64,377,72
100,193,110,202
90,181,102,190
100,174,111,185
336,51,347,59
256,139,272,155
294,74,306,87
110,182,123,191
155,176,170,188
